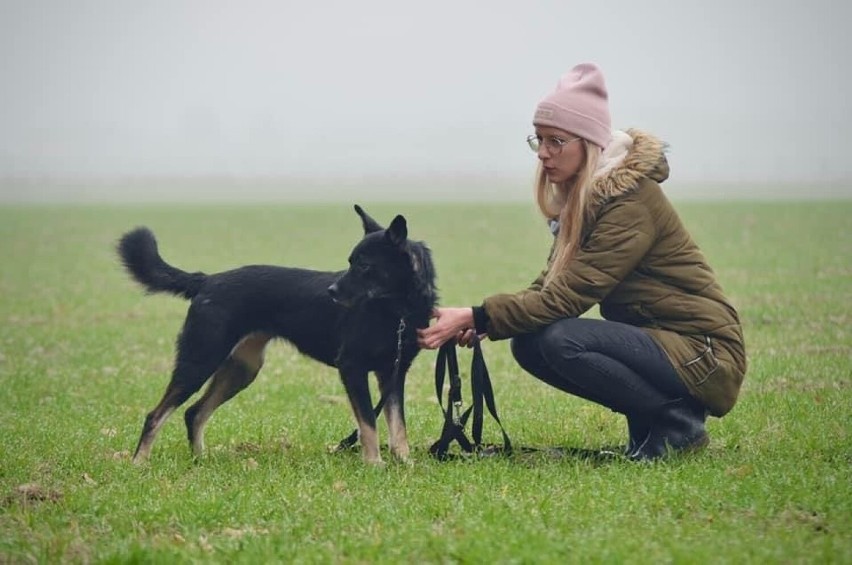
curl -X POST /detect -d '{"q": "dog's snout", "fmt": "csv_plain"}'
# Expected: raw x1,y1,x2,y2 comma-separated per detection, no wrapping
327,283,339,298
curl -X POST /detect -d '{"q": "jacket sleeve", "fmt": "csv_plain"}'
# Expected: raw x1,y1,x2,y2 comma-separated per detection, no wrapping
482,199,656,339
527,268,547,292
526,237,556,291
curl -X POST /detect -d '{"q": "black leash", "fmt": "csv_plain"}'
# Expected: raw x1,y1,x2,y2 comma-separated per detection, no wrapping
429,338,512,460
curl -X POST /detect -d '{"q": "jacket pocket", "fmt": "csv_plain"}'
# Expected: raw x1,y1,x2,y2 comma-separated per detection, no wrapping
682,335,719,385
681,335,742,417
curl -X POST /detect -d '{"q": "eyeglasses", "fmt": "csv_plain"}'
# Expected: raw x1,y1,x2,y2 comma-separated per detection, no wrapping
526,134,581,154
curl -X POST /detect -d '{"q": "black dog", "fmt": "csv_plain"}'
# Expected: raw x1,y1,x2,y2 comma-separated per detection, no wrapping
118,205,436,464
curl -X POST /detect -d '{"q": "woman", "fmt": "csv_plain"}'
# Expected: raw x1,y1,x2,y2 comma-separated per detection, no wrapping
417,63,746,460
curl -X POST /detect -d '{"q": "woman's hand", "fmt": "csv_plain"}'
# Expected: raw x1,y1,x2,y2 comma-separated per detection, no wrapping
417,307,475,350
457,328,488,348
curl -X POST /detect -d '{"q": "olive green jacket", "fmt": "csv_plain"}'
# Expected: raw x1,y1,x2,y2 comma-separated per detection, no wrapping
482,130,746,416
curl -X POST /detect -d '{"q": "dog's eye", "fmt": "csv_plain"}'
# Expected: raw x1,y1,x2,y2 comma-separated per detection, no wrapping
348,258,368,273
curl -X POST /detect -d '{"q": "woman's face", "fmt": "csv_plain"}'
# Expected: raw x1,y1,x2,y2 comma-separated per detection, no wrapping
534,126,585,184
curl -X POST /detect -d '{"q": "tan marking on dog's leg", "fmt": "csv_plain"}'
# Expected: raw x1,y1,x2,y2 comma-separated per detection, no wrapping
341,368,384,465
345,394,382,464
357,421,382,465
184,360,257,457
383,401,410,462
230,333,271,373
132,407,174,463
184,334,270,457
132,385,188,464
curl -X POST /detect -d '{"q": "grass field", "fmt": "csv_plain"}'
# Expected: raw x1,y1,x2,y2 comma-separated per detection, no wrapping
0,199,850,563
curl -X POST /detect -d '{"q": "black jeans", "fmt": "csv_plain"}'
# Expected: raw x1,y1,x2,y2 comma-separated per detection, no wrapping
510,318,692,416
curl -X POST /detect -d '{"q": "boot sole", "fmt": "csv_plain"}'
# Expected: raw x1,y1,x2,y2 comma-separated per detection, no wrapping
629,432,710,461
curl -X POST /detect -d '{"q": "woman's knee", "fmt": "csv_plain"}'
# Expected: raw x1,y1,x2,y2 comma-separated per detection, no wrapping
536,319,586,366
511,325,602,401
511,320,586,367
510,333,541,372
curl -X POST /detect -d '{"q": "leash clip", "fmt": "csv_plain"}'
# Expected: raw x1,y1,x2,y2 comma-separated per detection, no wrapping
452,400,463,425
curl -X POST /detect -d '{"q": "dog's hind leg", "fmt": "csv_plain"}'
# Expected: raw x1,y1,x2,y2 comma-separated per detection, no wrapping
183,333,271,458
378,369,410,462
133,313,236,464
132,356,224,464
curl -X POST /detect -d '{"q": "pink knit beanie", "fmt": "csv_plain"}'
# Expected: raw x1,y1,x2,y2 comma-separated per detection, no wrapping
533,63,611,149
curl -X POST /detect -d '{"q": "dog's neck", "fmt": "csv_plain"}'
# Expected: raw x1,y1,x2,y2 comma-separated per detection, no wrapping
363,292,433,328
405,242,438,323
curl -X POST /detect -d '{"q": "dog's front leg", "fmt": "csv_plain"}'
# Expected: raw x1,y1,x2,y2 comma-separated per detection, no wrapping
339,366,382,465
378,370,410,463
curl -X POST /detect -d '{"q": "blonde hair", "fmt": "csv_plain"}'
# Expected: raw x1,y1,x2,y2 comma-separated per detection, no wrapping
535,139,602,287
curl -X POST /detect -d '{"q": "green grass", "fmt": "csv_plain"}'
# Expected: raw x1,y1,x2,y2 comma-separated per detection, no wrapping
0,200,850,563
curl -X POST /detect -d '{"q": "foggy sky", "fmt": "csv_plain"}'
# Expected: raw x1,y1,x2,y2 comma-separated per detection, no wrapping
1,1,850,195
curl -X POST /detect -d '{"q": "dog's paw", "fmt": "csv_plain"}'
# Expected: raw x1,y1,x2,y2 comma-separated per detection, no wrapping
396,456,415,468
364,456,386,468
390,449,413,466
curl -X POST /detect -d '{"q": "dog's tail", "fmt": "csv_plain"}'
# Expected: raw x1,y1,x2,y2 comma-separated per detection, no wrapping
117,227,206,299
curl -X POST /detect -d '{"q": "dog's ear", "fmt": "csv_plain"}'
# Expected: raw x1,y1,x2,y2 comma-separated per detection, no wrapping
354,204,383,234
386,215,408,247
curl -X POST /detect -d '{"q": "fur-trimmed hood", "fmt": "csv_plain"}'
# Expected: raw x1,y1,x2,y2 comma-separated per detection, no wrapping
590,129,669,205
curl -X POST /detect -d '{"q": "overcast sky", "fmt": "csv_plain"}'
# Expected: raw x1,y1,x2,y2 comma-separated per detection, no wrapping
1,1,850,197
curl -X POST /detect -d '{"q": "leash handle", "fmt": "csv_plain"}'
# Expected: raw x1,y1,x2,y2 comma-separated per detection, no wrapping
434,342,464,426
429,342,474,460
430,339,512,460
471,340,512,454
447,342,463,424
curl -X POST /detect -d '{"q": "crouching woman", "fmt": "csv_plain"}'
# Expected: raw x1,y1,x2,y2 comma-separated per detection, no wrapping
418,63,746,460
